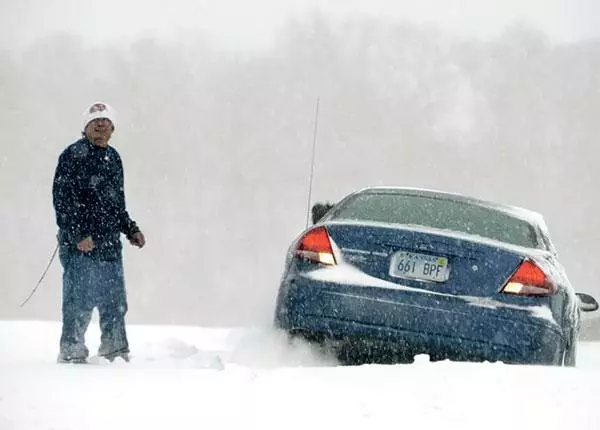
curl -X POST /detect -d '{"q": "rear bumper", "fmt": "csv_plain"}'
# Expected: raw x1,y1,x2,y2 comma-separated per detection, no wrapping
275,276,566,365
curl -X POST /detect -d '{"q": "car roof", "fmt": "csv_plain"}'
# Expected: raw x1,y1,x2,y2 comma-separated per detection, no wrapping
352,186,546,228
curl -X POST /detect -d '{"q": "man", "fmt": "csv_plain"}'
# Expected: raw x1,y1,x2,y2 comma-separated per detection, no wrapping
52,102,145,364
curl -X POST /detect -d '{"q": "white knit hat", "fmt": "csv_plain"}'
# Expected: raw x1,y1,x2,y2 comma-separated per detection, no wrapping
82,101,116,130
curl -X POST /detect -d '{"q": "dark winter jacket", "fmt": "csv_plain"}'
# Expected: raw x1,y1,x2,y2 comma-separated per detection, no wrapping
52,138,140,261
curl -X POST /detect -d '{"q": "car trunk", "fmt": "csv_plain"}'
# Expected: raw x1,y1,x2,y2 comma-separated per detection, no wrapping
325,223,527,297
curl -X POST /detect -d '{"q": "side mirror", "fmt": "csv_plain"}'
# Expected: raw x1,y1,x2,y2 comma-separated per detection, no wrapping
311,202,335,224
576,293,599,312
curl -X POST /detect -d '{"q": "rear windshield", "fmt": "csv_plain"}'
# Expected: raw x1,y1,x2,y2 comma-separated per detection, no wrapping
331,193,540,249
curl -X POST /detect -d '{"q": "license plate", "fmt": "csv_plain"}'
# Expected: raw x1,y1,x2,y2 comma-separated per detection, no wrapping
389,251,449,282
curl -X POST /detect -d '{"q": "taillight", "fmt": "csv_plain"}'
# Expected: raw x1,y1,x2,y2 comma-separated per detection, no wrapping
501,260,556,296
294,226,336,265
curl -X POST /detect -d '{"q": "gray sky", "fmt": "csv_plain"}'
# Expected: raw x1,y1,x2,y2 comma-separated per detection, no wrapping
3,0,600,326
2,0,599,51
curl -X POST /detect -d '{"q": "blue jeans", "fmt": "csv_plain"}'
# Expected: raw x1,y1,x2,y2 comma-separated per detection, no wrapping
59,247,129,359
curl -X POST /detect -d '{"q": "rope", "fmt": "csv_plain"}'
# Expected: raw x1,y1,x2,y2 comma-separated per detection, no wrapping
19,243,59,307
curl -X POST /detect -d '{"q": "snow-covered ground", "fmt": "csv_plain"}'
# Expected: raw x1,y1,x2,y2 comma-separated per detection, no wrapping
1,320,599,430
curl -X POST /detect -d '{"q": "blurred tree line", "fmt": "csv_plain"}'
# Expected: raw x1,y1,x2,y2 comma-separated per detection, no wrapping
1,14,599,326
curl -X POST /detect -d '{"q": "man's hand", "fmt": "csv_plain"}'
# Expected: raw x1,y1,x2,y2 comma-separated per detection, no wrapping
129,231,145,248
77,236,95,252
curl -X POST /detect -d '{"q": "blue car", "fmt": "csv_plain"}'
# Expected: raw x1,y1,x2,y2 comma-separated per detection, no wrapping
274,187,599,366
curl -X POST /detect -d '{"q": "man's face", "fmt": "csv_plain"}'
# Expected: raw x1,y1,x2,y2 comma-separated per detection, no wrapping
84,118,114,147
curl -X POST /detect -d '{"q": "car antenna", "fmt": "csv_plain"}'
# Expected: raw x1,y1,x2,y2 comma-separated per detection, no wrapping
305,97,320,229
